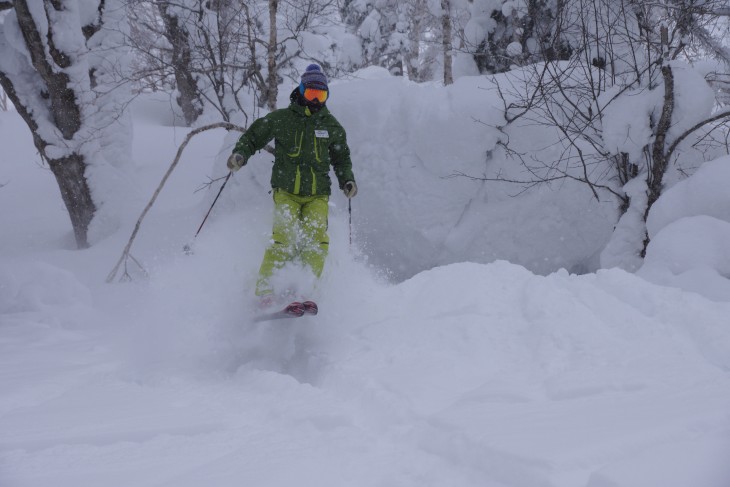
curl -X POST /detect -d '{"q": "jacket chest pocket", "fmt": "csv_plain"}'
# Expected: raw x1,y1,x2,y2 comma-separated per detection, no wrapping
313,129,331,165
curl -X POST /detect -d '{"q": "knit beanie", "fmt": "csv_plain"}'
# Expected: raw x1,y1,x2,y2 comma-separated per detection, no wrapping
300,64,328,91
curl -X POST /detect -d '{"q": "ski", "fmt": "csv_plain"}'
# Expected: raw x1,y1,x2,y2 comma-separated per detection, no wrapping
302,300,318,315
253,301,317,322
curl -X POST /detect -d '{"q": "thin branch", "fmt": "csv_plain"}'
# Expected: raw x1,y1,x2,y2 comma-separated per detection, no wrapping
447,165,624,200
666,110,730,162
106,122,245,283
194,174,229,194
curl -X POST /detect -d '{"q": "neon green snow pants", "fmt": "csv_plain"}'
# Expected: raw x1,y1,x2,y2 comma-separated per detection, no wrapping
256,189,329,296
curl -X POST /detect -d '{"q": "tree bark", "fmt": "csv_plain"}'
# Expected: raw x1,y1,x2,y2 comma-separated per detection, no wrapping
407,12,421,81
641,61,674,256
16,0,82,139
48,154,96,248
646,68,674,218
158,2,203,126
441,0,453,85
266,0,278,111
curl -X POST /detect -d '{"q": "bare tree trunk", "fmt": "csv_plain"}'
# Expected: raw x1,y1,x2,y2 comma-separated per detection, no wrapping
7,0,97,248
638,61,674,257
158,2,203,126
15,1,82,139
641,27,674,256
266,0,278,111
441,0,453,85
48,154,96,248
646,64,674,214
407,13,421,81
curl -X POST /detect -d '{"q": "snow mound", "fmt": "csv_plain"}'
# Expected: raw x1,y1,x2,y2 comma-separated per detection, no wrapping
321,262,730,407
3,257,730,487
646,155,730,235
0,259,92,316
640,156,730,301
645,216,730,275
587,438,730,487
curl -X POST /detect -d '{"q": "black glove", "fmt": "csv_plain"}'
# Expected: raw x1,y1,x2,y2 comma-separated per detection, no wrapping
343,181,357,199
227,153,247,172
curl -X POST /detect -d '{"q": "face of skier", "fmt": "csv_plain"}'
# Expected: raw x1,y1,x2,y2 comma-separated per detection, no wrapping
303,88,328,104
300,86,328,111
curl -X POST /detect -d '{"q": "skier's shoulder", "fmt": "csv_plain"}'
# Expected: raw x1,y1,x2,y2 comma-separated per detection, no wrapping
265,107,291,121
249,108,292,132
319,108,345,131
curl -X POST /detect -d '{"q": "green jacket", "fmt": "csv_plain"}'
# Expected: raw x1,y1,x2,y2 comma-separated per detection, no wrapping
233,92,355,196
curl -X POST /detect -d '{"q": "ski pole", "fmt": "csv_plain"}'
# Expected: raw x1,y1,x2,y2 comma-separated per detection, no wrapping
184,171,232,253
196,171,232,237
348,198,352,247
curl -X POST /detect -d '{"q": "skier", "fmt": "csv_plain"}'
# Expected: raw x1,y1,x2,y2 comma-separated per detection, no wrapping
227,64,357,312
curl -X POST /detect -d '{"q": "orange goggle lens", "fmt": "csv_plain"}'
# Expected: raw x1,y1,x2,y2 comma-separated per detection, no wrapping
303,88,328,103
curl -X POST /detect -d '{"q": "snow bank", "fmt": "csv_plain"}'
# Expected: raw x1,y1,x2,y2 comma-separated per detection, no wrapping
0,259,92,317
2,257,730,487
640,156,730,301
587,438,730,487
646,155,730,234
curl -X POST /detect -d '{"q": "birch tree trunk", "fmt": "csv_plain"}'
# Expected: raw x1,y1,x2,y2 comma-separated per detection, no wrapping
441,0,453,85
158,2,203,126
406,13,422,81
641,28,675,255
266,0,279,110
646,63,675,217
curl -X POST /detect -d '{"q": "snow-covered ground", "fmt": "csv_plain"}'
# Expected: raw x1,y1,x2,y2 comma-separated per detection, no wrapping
2,76,730,487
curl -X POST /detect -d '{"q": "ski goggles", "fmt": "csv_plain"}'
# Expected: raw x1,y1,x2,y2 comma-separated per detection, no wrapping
303,87,328,103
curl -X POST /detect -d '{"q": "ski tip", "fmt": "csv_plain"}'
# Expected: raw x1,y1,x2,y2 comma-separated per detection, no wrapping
302,301,318,315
